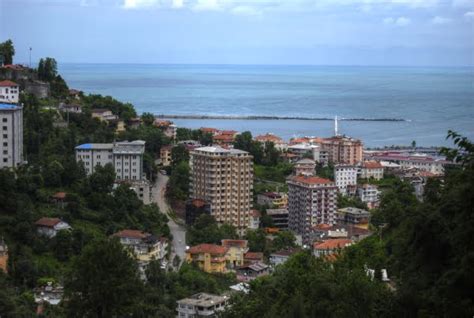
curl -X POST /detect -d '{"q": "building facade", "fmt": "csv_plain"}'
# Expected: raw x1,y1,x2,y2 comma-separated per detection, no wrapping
334,164,358,195
35,218,71,238
176,293,229,318
287,175,338,243
185,244,229,273
256,192,288,208
190,146,253,231
319,136,363,165
0,103,23,168
357,184,381,209
0,80,19,104
359,161,384,180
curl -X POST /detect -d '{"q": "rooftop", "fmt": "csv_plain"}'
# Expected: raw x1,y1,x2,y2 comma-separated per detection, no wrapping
35,217,62,228
288,175,334,185
296,158,316,165
113,140,146,155
363,161,384,169
338,207,370,216
0,80,18,87
271,247,300,257
177,293,228,307
221,239,248,249
255,133,284,143
193,146,248,155
266,208,288,216
113,229,150,240
75,143,113,150
244,252,264,260
187,243,228,255
313,239,353,250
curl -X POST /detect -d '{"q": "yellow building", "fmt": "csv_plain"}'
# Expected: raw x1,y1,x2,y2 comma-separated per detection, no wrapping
186,244,229,273
221,239,248,268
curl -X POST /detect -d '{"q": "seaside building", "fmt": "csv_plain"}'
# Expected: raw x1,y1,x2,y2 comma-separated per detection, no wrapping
334,164,358,195
366,151,447,175
287,175,338,243
176,293,229,318
91,109,118,122
319,136,363,165
75,140,145,181
288,143,327,163
0,103,24,168
0,80,19,103
154,119,177,139
190,146,253,231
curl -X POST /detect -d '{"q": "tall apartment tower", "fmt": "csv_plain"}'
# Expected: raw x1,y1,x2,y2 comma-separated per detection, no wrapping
75,140,145,181
190,146,253,231
319,136,363,165
287,175,338,243
0,103,23,169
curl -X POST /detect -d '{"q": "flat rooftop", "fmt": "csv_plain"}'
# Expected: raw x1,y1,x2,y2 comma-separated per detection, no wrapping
0,103,21,111
177,293,228,307
193,146,249,155
75,143,113,150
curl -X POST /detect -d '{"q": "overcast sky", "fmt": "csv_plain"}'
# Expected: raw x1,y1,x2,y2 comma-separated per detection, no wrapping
1,0,473,66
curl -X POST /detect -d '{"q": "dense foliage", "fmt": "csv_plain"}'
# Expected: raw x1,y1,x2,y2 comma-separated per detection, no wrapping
0,39,15,65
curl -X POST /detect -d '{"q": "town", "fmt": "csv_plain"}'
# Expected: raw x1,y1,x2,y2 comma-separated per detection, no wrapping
0,41,467,317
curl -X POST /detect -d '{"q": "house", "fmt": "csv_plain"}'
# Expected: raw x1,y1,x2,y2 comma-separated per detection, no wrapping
176,293,229,318
34,282,64,311
112,229,168,264
116,120,126,133
160,145,173,167
359,161,384,180
255,133,288,151
128,117,142,129
212,133,235,147
59,103,82,114
313,239,353,258
357,184,381,209
257,192,288,208
91,109,118,122
337,207,371,229
311,223,372,242
154,119,177,139
236,262,270,282
68,89,82,100
0,237,8,273
294,158,316,176
186,244,229,273
249,209,260,230
221,239,249,268
178,140,203,151
0,80,19,104
200,127,221,136
269,248,300,266
35,218,71,238
51,192,67,208
185,198,211,225
244,252,264,264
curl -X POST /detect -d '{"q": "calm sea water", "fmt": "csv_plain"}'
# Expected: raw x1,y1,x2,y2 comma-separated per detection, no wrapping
59,64,474,147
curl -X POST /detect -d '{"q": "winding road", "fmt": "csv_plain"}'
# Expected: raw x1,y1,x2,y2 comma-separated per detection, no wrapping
151,174,186,269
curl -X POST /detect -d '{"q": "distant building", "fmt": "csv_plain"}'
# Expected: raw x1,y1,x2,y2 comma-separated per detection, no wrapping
186,244,229,273
176,293,229,318
0,237,8,273
116,120,126,133
117,179,152,204
313,239,353,258
91,109,118,122
178,140,203,151
154,119,177,139
221,239,248,268
35,218,71,238
212,131,237,147
34,282,64,307
334,165,358,195
68,89,82,100
59,103,82,114
255,133,288,151
359,161,384,180
269,248,300,266
185,198,211,225
236,262,270,282
249,209,261,230
0,80,19,103
266,208,289,229
244,252,264,264
294,158,316,176
288,143,326,163
160,145,173,166
337,207,370,229
366,151,447,175
112,229,168,265
287,175,338,243
75,140,145,181
357,184,381,209
190,146,253,231
0,103,24,169
312,223,372,242
319,135,363,165
257,192,288,208
200,127,221,136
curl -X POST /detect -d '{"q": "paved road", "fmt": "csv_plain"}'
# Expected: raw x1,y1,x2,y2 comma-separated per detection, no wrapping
151,174,186,269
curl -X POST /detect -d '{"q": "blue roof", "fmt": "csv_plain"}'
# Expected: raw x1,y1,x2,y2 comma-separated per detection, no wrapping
76,143,93,149
0,103,20,110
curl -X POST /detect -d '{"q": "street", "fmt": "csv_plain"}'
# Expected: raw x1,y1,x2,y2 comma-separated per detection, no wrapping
151,173,187,269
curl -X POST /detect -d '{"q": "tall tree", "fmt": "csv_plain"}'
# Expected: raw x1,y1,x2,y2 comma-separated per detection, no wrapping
0,39,15,65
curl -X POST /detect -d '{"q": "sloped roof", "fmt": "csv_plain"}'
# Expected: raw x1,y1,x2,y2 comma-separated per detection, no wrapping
221,239,248,249
35,217,62,227
313,239,353,250
0,80,18,87
289,175,333,185
187,243,228,255
113,229,150,239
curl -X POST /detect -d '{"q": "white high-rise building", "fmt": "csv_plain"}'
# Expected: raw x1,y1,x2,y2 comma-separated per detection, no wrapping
334,164,358,195
190,146,253,231
0,103,23,168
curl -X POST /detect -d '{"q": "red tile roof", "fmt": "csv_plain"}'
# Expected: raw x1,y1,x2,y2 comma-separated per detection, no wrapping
244,252,264,261
51,192,67,200
191,198,207,208
221,239,248,248
255,133,283,143
289,175,334,185
0,80,18,87
363,161,383,169
219,130,238,135
113,229,150,239
35,217,61,228
187,244,228,255
213,134,235,142
313,239,353,250
200,127,220,133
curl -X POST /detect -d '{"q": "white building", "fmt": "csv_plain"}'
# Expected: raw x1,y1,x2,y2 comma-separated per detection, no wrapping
359,161,384,180
269,248,300,266
334,165,358,195
176,293,229,318
294,158,316,176
0,103,24,168
35,218,71,238
357,184,381,209
249,210,260,230
288,143,327,163
75,140,145,181
0,80,19,104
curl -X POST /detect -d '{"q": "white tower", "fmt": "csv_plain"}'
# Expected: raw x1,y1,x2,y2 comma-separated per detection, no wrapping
334,115,339,136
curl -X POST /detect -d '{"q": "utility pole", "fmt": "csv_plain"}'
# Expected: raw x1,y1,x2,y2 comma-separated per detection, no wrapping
29,47,32,68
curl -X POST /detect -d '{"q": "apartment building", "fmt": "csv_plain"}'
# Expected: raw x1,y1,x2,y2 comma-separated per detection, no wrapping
0,103,23,168
357,184,381,209
319,135,363,165
255,133,288,151
257,192,288,208
334,164,358,195
190,146,253,231
287,175,338,243
294,158,316,176
75,140,145,181
176,293,229,318
185,244,229,273
0,80,19,104
359,161,384,180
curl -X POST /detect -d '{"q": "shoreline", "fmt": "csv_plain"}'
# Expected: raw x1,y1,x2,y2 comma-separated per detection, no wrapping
156,114,406,122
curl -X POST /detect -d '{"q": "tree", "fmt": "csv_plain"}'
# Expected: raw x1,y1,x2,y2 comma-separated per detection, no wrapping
37,57,58,82
167,161,190,201
171,144,189,167
87,163,115,194
0,39,15,65
271,231,296,252
65,239,143,317
141,112,155,126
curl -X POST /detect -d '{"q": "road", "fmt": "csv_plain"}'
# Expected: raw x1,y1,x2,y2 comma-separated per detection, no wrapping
151,173,186,269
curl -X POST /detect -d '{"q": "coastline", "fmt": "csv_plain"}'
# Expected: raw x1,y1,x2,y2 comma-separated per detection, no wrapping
156,114,406,122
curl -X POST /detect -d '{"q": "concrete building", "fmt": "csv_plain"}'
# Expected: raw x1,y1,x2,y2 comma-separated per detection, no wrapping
337,207,371,228
249,209,261,230
255,133,288,151
236,262,270,282
287,175,338,243
75,140,145,181
313,238,353,258
0,80,19,103
176,293,229,318
185,244,229,273
294,158,316,176
359,161,384,180
266,208,289,229
35,218,71,238
319,136,363,165
112,229,168,265
221,239,248,268
91,109,118,122
190,146,253,231
0,103,24,168
357,184,381,209
257,192,288,208
269,248,300,266
334,165,358,195
159,145,173,166
288,143,326,163
59,103,82,114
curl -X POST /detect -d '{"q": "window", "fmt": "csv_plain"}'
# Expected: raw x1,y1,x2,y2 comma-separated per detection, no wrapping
2,142,6,146
2,118,6,123
3,158,7,163
2,134,6,138
2,127,6,131
3,150,7,155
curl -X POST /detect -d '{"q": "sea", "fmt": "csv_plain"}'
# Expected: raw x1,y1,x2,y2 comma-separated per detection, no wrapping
58,64,474,148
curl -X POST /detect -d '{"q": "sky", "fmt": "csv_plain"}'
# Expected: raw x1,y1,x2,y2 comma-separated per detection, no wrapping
1,0,474,66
